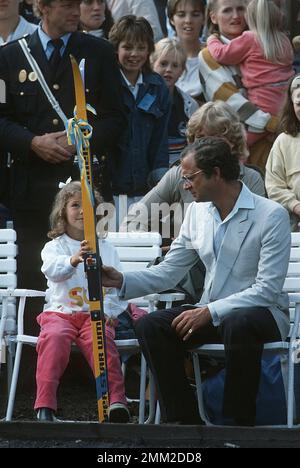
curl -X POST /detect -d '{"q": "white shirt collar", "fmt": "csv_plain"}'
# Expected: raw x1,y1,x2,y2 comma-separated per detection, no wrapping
208,182,255,224
120,70,143,99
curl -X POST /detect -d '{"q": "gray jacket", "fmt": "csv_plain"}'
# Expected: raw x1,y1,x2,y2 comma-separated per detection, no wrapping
122,186,290,340
120,164,266,304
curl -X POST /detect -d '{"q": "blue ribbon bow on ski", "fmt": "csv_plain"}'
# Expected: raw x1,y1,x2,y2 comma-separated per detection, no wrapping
66,104,97,204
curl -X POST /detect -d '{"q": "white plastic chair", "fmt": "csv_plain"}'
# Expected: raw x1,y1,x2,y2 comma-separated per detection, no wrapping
5,288,45,420
190,232,300,428
0,228,18,386
106,232,184,424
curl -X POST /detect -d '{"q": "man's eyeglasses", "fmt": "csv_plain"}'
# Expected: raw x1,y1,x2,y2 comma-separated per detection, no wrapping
181,169,204,185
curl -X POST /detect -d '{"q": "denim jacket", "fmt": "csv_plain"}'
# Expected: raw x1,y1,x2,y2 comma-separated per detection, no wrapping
110,71,171,196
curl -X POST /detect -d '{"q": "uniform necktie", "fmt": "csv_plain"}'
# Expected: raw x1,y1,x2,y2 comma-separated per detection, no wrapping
48,38,63,76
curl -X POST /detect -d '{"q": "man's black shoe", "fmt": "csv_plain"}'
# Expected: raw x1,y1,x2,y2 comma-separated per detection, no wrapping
36,407,55,422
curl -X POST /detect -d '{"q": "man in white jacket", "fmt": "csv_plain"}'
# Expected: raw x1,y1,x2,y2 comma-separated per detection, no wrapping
106,0,164,42
102,136,291,426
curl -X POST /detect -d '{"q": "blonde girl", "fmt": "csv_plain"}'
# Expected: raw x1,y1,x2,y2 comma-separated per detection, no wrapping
35,182,130,423
151,37,199,165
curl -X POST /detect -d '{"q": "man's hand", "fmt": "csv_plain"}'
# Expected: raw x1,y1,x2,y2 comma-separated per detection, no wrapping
56,133,76,154
31,131,75,163
171,306,212,342
102,265,123,289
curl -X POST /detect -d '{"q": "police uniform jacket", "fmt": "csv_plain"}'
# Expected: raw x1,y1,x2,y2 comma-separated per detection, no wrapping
0,30,126,211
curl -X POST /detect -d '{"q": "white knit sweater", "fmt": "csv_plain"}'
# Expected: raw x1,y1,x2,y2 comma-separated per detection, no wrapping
41,234,128,317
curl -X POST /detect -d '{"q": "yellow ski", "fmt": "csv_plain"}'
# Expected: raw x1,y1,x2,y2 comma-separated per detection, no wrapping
68,55,109,422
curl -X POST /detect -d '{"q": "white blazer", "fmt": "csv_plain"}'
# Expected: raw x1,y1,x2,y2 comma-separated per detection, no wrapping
122,185,291,339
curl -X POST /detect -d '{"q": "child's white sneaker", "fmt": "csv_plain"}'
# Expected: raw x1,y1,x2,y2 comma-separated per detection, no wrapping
108,403,130,423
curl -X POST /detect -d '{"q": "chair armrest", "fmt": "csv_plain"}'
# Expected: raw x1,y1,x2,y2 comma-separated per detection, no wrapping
144,292,185,301
114,338,140,352
13,289,46,336
0,289,13,297
0,289,46,343
12,289,46,298
143,292,186,312
155,292,185,303
0,288,46,298
289,296,300,343
287,293,300,304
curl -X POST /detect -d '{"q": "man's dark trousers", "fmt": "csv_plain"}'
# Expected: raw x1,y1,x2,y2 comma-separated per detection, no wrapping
134,305,281,425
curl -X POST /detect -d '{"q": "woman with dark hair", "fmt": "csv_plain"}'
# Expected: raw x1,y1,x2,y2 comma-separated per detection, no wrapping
265,74,300,231
167,0,206,102
79,0,113,38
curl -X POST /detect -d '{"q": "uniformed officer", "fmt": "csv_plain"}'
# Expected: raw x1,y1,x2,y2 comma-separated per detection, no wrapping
0,0,126,333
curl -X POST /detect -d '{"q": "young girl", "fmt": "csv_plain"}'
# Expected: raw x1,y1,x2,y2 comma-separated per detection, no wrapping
198,0,279,171
265,74,300,232
151,37,199,166
108,15,170,225
34,182,130,423
207,0,294,146
167,0,206,102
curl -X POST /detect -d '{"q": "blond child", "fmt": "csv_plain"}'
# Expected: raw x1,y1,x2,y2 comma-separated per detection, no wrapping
151,37,199,166
35,182,130,423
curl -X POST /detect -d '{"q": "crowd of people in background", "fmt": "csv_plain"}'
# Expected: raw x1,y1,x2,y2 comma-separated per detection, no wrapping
0,0,300,426
0,0,299,228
